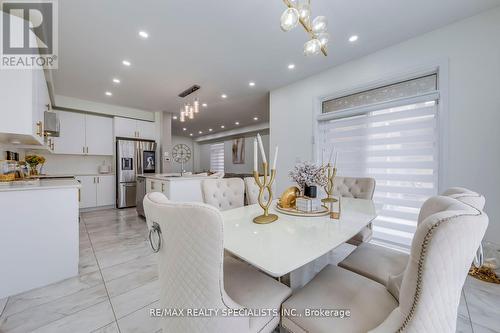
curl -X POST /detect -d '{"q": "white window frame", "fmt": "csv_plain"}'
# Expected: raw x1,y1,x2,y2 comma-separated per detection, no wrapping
313,61,449,194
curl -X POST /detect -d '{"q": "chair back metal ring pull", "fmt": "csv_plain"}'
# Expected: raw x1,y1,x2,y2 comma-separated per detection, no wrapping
149,222,162,253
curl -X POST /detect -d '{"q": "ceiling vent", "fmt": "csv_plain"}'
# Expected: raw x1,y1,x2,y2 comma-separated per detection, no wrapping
178,85,200,98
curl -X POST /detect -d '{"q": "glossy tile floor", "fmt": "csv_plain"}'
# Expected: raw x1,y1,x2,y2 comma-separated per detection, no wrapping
0,208,499,332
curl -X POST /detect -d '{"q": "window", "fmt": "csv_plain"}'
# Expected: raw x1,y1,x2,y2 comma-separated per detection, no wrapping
210,143,225,172
318,74,439,251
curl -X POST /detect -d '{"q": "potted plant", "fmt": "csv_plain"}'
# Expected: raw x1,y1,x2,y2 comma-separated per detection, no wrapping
288,161,327,198
25,155,46,176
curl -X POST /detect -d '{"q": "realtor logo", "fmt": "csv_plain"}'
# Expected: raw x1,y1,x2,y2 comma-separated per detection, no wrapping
1,0,58,69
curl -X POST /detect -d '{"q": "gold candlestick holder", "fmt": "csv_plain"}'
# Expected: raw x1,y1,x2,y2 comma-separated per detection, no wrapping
321,163,338,203
253,162,279,224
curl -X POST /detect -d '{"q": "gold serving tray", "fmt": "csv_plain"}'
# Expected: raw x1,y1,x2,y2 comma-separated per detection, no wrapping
275,203,330,217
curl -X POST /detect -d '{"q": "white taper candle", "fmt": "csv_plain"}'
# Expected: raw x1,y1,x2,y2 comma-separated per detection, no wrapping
253,139,258,172
272,146,279,170
256,133,267,164
328,147,334,164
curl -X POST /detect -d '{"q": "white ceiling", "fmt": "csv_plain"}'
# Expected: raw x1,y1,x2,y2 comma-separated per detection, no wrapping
53,0,500,137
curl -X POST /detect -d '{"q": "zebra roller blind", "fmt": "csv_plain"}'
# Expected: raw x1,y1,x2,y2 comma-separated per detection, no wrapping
210,143,225,172
318,74,439,250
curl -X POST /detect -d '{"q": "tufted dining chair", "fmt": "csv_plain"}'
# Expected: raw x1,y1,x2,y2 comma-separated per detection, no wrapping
339,187,486,300
202,178,245,211
334,177,376,245
143,192,291,333
244,177,270,205
281,195,489,333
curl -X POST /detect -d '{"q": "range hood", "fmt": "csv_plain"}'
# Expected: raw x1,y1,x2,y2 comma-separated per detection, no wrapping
44,111,60,137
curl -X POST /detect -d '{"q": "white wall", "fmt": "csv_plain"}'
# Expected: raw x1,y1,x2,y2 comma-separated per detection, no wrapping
196,134,270,174
270,8,500,244
171,135,195,173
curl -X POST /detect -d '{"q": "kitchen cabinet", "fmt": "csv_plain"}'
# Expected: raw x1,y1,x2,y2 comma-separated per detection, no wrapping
53,112,86,154
0,13,51,147
136,120,156,140
77,176,97,209
114,117,156,140
76,175,115,209
53,111,113,155
96,175,115,206
144,176,206,202
0,68,50,146
85,114,113,155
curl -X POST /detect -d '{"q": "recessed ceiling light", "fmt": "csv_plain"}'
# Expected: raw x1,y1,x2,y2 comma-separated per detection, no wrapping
221,94,227,99
172,116,178,120
182,127,187,131
209,128,213,132
112,78,120,84
288,63,295,70
198,131,203,134
189,133,193,136
249,81,255,87
138,31,149,39
235,121,240,125
202,103,208,107
122,60,131,66
253,117,259,121
220,125,225,129
349,35,359,42
105,91,112,96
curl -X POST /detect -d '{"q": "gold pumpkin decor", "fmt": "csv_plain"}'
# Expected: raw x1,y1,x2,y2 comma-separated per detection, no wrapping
279,186,300,208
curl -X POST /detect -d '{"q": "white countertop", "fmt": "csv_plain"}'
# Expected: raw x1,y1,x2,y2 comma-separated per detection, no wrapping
222,198,376,277
139,173,216,181
0,179,81,192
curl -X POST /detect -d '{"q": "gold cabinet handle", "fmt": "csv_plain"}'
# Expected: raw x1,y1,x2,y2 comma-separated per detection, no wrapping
83,146,85,153
97,177,100,184
161,183,165,192
151,181,155,190
36,121,43,137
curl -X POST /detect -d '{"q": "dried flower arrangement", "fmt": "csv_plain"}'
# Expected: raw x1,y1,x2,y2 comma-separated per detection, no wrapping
288,161,327,190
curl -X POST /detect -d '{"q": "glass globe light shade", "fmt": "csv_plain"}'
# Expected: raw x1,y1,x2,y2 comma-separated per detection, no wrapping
303,38,321,56
298,2,311,23
317,32,329,46
312,16,328,34
280,8,299,32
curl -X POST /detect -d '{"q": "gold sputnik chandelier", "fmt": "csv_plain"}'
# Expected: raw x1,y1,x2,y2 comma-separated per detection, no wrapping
280,0,329,56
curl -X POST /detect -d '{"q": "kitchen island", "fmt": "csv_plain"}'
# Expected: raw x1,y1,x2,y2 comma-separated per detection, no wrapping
0,179,80,298
142,173,218,202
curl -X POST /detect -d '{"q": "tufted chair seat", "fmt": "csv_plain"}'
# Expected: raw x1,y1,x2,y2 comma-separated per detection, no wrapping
143,192,291,333
282,195,489,333
244,177,271,205
202,178,245,211
334,177,376,245
339,187,486,300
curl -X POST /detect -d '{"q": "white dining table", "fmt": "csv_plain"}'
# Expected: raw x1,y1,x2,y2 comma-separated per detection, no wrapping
222,198,376,282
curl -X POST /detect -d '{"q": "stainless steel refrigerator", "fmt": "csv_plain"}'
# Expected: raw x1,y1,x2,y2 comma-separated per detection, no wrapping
116,138,156,208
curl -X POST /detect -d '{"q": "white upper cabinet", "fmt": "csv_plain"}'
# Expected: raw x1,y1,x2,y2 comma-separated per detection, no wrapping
114,117,137,138
85,114,113,155
136,120,156,140
114,117,156,140
0,68,49,146
0,14,50,146
53,112,86,154
53,111,113,155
